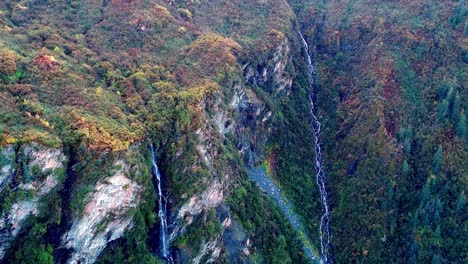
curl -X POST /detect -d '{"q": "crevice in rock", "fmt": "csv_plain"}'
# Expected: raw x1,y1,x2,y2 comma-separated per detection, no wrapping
45,144,77,263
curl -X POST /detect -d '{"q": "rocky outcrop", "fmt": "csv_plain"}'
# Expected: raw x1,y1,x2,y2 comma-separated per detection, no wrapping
62,159,142,264
168,37,296,263
169,179,223,242
230,85,273,165
244,39,293,94
178,180,223,220
192,237,223,264
217,205,252,264
228,39,295,167
0,143,66,259
1,143,147,263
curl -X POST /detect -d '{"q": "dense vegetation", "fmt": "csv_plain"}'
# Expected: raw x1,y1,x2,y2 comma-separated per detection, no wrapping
0,0,465,263
229,179,311,264
289,0,467,263
0,0,317,263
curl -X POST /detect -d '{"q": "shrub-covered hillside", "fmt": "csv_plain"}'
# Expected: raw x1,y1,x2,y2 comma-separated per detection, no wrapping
0,0,318,263
290,0,467,263
0,0,466,263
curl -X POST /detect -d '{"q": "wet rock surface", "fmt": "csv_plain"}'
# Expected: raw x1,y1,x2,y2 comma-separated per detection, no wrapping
192,237,222,264
170,180,224,243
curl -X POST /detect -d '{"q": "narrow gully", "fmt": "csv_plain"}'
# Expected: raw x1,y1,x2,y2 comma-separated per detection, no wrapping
150,144,174,264
299,31,334,264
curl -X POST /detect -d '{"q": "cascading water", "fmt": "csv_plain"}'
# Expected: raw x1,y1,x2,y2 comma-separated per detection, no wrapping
299,31,333,264
150,144,174,264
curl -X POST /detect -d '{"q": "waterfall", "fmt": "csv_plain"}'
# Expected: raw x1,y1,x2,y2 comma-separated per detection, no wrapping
299,32,333,264
150,144,174,264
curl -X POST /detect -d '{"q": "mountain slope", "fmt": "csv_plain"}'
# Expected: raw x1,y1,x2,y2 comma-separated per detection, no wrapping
290,0,467,262
0,0,466,263
0,0,316,263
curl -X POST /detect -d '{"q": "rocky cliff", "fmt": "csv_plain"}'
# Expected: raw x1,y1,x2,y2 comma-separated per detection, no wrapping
1,0,465,263
0,144,66,259
0,1,310,262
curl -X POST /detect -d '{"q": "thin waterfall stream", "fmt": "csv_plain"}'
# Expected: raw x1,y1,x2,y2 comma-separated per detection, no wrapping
299,31,333,264
150,144,174,264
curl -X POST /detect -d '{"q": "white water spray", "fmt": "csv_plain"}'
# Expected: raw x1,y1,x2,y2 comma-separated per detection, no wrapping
150,144,174,263
299,31,333,264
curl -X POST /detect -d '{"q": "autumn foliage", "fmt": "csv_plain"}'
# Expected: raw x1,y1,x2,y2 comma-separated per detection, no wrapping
33,55,61,71
0,50,16,76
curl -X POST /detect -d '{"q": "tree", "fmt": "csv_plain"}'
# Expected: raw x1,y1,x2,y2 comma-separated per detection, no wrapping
14,243,54,264
404,126,413,155
450,92,460,121
455,192,465,217
456,111,466,139
431,254,441,264
271,235,292,264
402,160,410,176
437,99,449,123
432,146,443,175
408,243,419,264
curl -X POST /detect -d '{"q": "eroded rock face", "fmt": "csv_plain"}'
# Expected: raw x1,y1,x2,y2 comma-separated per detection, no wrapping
192,237,222,264
168,40,295,263
167,38,295,262
170,180,224,242
0,143,66,260
178,180,223,219
62,160,142,264
217,205,252,264
244,39,293,94
229,40,294,167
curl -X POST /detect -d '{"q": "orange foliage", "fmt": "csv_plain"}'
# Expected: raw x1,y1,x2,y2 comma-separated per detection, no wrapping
187,33,241,68
130,4,174,30
265,29,286,49
33,55,61,71
70,113,140,152
177,33,242,85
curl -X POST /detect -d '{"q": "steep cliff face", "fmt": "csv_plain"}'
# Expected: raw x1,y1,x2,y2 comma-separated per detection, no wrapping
62,159,142,264
166,44,296,261
0,146,15,192
2,0,463,263
165,15,308,264
0,0,316,261
0,143,157,264
234,37,295,166
289,0,466,263
0,144,66,259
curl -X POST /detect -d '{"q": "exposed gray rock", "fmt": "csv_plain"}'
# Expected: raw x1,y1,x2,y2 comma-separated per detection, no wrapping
192,237,222,264
229,84,247,109
167,39,296,261
62,159,142,264
271,39,293,93
0,143,66,260
170,180,224,242
217,205,253,264
243,39,293,94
